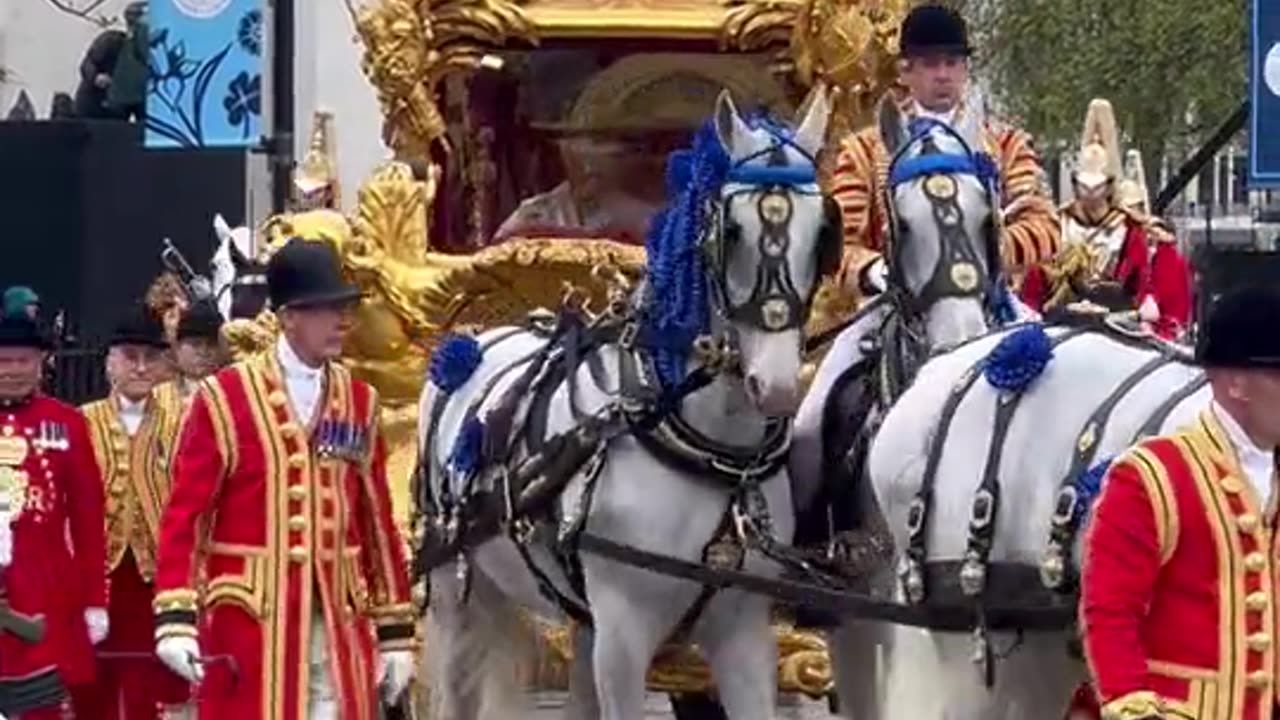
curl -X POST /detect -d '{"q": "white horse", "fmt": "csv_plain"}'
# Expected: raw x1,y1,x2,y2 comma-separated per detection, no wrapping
210,213,259,320
418,87,835,720
868,321,1207,719
788,98,1013,717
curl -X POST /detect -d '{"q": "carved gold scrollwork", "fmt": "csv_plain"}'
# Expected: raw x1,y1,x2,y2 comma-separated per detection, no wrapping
721,0,906,137
345,0,537,160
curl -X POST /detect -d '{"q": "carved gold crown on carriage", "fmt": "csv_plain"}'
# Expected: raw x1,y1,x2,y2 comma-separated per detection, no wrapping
212,0,914,705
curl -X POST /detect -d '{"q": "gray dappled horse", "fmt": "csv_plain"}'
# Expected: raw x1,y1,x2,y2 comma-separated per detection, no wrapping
789,98,1011,718
868,322,1206,719
416,87,840,720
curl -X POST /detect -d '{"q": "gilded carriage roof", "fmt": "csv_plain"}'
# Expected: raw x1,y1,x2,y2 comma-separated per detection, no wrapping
346,0,907,160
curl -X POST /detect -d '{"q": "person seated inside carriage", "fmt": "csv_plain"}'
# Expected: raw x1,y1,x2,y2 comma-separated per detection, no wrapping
1019,99,1191,340
491,52,792,246
494,128,676,245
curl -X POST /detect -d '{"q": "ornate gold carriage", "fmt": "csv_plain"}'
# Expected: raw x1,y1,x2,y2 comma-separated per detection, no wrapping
228,0,910,707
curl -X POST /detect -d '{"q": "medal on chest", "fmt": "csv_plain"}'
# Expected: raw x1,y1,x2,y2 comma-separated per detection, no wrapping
0,426,30,518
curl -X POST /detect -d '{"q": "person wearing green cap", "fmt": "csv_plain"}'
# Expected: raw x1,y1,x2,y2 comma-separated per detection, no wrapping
3,287,39,322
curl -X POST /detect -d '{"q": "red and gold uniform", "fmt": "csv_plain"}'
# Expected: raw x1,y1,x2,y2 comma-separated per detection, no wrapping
78,382,189,718
0,395,106,715
829,96,1060,296
153,354,415,720
1019,99,1192,339
1080,411,1279,720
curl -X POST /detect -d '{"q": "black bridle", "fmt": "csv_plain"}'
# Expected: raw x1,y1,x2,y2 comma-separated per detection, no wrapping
701,131,842,353
882,119,1005,351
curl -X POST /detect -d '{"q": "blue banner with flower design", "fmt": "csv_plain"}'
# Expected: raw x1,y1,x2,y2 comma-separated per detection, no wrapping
145,0,263,149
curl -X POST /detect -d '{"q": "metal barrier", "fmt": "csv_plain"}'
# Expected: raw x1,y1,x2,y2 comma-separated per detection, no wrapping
46,346,107,406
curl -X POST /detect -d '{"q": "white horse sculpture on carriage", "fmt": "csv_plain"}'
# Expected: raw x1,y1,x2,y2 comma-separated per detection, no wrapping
866,318,1207,718
417,87,837,720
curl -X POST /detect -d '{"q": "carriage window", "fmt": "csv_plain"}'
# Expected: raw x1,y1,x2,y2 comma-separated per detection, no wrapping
433,49,795,250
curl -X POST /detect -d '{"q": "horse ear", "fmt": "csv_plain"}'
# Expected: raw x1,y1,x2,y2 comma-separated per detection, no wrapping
714,89,749,156
792,83,831,157
878,97,907,157
213,213,231,243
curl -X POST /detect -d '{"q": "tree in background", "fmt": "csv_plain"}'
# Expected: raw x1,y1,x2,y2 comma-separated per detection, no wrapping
963,0,1246,197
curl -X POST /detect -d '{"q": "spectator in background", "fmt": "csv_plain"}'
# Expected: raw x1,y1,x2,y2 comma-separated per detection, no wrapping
72,2,148,121
49,93,75,120
3,286,40,321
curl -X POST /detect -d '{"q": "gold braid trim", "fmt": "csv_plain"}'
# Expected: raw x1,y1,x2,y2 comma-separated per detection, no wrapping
154,587,200,640
154,589,198,612
1100,691,1163,720
369,602,415,622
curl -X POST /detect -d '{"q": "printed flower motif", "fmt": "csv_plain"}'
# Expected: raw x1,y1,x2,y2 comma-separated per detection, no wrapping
237,9,262,56
222,72,261,137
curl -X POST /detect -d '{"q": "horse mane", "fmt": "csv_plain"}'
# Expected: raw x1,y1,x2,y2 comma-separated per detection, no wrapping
642,112,790,388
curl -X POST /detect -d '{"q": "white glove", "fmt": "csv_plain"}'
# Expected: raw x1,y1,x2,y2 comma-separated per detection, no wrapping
1138,294,1160,323
378,649,416,703
84,607,109,645
857,258,889,295
156,636,204,683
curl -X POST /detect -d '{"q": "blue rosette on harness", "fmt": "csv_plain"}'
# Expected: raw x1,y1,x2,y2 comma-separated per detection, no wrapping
429,333,483,393
983,323,1054,393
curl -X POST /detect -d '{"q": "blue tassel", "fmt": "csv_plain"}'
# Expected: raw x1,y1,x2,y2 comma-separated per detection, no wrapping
1074,456,1114,521
429,334,482,393
983,324,1053,393
974,151,1000,189
448,418,485,477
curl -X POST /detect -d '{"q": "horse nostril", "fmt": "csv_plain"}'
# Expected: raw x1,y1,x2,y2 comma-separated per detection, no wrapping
745,374,764,399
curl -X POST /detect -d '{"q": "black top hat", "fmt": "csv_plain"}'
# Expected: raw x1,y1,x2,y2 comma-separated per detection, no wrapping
177,300,224,342
1197,285,1280,369
900,4,972,58
0,313,51,350
266,238,361,310
110,303,168,348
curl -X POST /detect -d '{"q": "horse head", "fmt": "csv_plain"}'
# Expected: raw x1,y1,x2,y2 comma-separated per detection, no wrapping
878,92,1003,349
702,85,837,416
211,213,268,320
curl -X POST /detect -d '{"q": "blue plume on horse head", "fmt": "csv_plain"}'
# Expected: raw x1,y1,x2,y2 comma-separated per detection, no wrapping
643,120,730,390
643,112,813,390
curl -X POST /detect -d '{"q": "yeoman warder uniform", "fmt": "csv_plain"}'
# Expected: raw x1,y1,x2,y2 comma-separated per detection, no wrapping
152,239,417,720
1081,286,1280,720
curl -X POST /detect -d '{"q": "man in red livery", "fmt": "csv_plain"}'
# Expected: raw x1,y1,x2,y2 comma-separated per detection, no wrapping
1080,285,1280,720
152,239,417,720
0,310,107,718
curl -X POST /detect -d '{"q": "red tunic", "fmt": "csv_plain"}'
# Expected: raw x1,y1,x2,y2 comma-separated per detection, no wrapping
153,356,416,720
0,395,105,688
1021,205,1192,339
1080,411,1279,720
